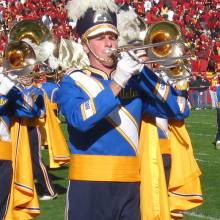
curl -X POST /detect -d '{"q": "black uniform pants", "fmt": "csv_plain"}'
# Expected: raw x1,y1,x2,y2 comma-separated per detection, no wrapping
0,160,12,220
162,154,171,188
28,126,56,196
65,180,140,220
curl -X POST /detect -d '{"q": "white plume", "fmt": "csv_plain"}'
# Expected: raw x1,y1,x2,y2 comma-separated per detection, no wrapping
59,38,90,70
117,7,143,47
22,38,54,62
66,0,118,21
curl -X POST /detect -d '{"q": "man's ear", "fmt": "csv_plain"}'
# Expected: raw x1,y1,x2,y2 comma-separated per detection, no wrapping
82,41,90,54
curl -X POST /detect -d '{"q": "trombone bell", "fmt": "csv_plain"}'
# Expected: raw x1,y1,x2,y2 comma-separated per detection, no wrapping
145,21,183,63
9,19,53,62
9,19,52,45
4,41,36,76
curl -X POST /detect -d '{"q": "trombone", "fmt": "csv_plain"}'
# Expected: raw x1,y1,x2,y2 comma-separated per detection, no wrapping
1,19,54,77
113,20,193,81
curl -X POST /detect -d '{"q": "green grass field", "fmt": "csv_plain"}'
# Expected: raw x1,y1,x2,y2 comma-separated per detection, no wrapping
36,109,220,220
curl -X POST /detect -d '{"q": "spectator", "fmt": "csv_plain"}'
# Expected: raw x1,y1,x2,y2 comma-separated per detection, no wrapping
209,74,218,109
189,75,200,110
200,76,210,109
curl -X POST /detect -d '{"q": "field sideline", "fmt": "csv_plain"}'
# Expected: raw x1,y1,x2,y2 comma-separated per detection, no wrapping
36,109,220,220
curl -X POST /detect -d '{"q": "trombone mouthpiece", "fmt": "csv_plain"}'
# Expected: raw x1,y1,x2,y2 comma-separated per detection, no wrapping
106,48,117,56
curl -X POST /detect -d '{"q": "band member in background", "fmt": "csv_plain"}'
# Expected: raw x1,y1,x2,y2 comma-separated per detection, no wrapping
18,74,57,201
0,73,42,219
57,0,190,219
41,71,59,112
0,114,13,220
41,71,70,169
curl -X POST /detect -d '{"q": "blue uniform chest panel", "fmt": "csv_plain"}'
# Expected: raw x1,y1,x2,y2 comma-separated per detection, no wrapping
68,117,136,156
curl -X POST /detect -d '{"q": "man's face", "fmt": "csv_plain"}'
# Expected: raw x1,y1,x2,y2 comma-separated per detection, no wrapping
18,75,33,86
86,32,118,68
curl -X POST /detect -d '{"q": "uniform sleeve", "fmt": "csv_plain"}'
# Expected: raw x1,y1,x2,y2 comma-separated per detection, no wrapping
6,86,45,118
136,66,190,119
57,77,120,132
51,87,59,103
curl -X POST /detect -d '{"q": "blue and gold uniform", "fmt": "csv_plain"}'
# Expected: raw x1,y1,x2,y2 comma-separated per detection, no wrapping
42,80,59,103
0,115,12,220
156,117,203,218
41,78,70,169
19,83,57,198
57,65,189,219
58,66,189,157
0,85,46,219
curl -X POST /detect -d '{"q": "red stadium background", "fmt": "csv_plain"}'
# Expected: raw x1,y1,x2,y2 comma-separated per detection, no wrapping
0,0,219,79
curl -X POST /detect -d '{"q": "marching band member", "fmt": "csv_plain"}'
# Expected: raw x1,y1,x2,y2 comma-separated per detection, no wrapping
17,74,57,201
155,116,203,219
0,73,41,219
42,72,59,104
56,0,190,219
41,71,70,169
0,115,12,220
117,6,203,219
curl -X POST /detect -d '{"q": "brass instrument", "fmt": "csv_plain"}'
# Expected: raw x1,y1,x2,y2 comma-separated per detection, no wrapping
9,19,53,62
144,21,191,81
112,20,192,81
2,19,54,77
4,41,36,76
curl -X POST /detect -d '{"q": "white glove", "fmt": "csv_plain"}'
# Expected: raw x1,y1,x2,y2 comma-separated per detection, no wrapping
112,53,144,88
0,73,17,95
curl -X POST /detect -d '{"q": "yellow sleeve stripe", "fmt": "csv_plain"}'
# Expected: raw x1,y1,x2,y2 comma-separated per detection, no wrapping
162,86,169,102
76,81,97,119
80,103,86,121
120,106,139,130
154,79,160,95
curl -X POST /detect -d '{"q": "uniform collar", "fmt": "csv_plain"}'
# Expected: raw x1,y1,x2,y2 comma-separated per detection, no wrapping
83,66,115,80
20,83,34,90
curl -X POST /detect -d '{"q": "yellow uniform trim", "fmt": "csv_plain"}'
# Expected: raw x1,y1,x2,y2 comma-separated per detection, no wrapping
80,103,86,121
120,106,139,130
162,86,169,102
83,24,119,41
0,140,12,160
69,154,140,182
50,103,58,110
106,117,138,154
88,67,109,80
181,97,186,113
82,69,91,76
154,80,160,96
76,81,96,118
159,139,171,154
218,102,220,108
153,79,169,102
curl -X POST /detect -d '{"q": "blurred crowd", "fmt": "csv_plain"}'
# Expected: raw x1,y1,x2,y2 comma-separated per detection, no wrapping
0,0,75,53
188,74,217,110
0,0,219,74
116,0,220,75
